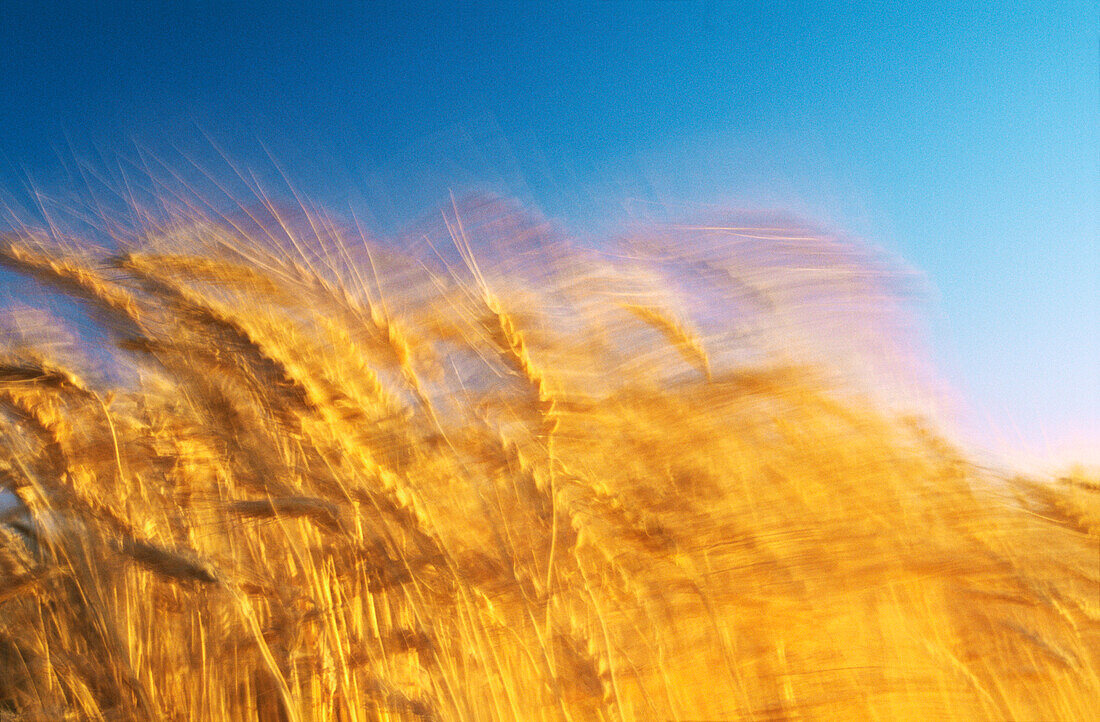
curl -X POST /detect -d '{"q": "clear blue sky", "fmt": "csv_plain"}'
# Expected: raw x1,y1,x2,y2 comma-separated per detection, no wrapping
1,1,1096,467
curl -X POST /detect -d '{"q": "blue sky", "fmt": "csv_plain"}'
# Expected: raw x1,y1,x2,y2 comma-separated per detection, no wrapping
1,1,1096,467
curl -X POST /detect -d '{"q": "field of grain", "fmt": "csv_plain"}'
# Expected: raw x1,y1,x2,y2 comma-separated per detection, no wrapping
0,194,1096,721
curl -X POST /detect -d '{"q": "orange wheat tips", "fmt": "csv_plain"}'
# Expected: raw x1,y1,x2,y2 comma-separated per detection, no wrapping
0,191,1096,721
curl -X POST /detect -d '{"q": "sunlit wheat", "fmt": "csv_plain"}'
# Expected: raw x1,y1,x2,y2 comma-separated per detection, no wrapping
0,193,1095,721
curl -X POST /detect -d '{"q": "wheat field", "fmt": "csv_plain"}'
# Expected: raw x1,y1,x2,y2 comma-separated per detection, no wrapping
0,192,1096,721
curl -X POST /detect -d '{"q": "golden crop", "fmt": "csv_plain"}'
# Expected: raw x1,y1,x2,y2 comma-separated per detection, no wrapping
0,194,1095,720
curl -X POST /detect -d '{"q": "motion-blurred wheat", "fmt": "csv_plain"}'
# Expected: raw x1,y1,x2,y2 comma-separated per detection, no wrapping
0,194,1095,721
